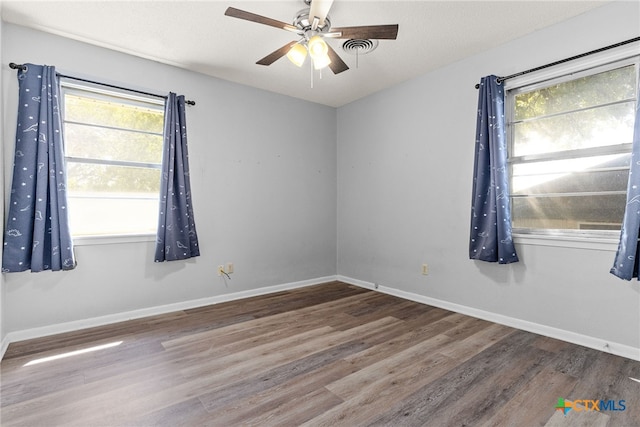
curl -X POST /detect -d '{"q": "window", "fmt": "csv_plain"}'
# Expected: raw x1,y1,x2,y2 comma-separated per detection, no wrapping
61,82,164,238
507,56,639,238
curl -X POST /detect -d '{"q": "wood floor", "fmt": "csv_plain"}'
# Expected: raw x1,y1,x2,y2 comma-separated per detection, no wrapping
1,282,639,426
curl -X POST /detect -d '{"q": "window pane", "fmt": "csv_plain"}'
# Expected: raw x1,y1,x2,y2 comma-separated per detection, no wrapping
67,163,160,193
512,153,630,195
63,86,164,238
509,59,638,234
512,101,634,157
68,195,158,236
65,93,164,134
514,65,636,121
65,123,162,164
512,194,626,230
513,171,628,195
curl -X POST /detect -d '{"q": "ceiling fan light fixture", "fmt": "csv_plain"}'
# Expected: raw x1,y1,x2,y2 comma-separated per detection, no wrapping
307,35,331,70
312,53,332,70
308,35,328,59
287,42,308,67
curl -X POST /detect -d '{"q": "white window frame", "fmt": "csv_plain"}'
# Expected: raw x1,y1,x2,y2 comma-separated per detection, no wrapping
504,44,640,251
60,81,165,246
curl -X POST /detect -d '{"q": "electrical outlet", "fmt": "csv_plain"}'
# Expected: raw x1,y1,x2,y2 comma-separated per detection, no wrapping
217,265,225,276
226,262,234,274
422,263,429,275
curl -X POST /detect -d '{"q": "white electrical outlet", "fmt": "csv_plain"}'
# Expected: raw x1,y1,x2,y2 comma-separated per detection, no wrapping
217,265,224,276
422,264,429,275
226,262,234,274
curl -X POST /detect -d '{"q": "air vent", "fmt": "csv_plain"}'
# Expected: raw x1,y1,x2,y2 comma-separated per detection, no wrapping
341,39,379,55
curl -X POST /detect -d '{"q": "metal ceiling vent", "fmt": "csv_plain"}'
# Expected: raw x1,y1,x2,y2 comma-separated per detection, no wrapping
341,39,378,68
342,39,378,55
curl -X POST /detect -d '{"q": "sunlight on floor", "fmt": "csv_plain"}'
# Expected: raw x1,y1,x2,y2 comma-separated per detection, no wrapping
23,341,123,367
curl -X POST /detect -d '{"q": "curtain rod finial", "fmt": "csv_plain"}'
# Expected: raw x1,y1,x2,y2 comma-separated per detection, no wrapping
9,63,27,71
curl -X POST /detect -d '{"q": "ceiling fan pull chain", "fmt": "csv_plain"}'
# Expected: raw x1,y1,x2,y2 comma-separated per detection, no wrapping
310,58,314,89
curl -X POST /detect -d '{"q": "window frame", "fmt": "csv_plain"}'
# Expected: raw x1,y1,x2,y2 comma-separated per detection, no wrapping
59,80,165,245
504,45,640,250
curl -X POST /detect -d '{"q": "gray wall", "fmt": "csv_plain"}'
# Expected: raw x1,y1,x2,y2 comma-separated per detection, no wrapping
337,0,640,351
2,23,337,335
0,11,5,350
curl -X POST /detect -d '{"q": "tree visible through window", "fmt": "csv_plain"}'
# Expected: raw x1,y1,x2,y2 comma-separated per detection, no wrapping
508,58,638,234
62,84,164,237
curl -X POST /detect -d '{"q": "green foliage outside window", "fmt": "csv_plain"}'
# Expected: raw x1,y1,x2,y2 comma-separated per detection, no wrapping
64,93,164,194
512,66,635,156
512,65,636,158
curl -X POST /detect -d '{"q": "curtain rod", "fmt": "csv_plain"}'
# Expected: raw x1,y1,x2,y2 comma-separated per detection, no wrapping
474,36,640,89
8,63,195,105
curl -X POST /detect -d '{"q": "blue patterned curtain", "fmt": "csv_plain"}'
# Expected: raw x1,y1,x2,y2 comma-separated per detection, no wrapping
469,75,518,264
155,93,200,262
611,77,640,280
2,64,75,272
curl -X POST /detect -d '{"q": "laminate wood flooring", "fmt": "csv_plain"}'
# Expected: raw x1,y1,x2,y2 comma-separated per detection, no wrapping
1,282,639,426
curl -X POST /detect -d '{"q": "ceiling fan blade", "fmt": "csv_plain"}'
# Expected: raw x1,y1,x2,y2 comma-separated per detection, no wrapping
326,44,349,74
309,0,334,29
331,24,399,40
256,42,298,66
225,7,299,34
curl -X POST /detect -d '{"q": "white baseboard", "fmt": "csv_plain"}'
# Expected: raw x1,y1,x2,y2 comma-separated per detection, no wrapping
337,275,640,362
1,275,338,359
1,335,10,361
4,274,638,363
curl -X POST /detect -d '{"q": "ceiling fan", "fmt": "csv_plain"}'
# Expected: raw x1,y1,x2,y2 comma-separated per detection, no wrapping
224,0,398,74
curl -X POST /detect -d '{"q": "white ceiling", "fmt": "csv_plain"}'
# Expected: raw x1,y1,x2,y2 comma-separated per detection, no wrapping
1,0,610,107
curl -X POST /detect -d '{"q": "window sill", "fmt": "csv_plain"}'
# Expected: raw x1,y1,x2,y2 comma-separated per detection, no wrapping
73,233,156,246
513,233,619,252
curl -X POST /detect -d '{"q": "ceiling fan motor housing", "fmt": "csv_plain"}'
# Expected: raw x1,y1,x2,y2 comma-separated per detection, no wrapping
294,8,332,36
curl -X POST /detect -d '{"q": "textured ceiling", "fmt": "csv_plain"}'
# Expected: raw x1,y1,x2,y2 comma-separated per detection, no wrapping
1,0,610,107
